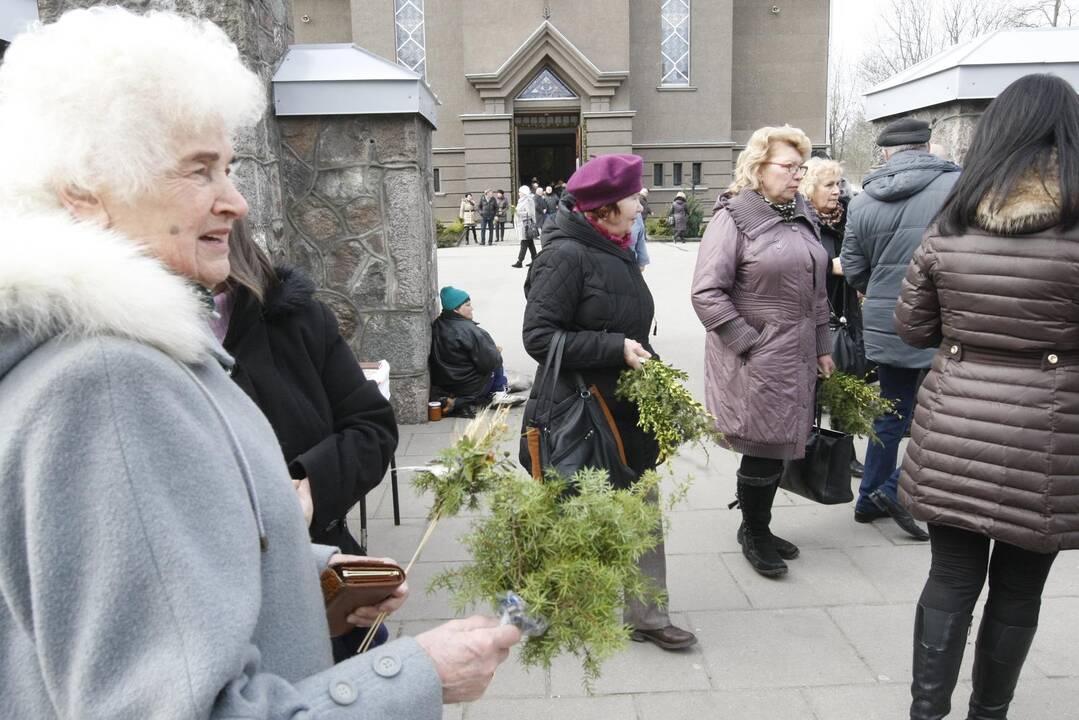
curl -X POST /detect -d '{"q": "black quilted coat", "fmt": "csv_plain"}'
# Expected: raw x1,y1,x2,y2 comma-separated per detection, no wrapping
520,196,660,476
895,167,1079,553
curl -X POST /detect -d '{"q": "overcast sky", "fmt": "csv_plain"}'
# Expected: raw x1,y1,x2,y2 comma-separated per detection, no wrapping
830,0,886,67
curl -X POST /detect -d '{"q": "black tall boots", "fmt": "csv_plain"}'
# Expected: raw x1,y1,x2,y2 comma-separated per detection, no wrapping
966,617,1037,719
735,473,794,577
910,604,971,720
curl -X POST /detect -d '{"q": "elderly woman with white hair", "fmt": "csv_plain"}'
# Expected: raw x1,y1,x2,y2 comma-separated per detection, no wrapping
511,184,538,268
691,126,834,579
800,157,865,477
0,8,518,719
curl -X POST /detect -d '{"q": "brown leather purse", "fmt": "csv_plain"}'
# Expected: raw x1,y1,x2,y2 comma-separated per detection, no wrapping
320,560,406,637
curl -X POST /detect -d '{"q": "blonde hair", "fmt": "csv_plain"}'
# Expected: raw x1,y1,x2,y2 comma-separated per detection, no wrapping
0,7,265,214
799,157,843,205
728,125,813,195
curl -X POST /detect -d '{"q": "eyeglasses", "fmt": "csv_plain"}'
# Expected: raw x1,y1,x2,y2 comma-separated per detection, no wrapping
766,162,809,177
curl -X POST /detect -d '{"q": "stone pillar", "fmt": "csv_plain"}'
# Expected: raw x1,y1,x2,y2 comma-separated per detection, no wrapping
871,99,989,167
37,0,292,258
278,115,438,423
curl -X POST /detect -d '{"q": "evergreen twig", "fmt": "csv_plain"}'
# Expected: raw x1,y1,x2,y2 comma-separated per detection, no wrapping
817,372,898,444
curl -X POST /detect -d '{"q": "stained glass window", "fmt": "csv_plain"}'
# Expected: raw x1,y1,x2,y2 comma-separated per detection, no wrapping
661,0,690,86
394,0,426,78
517,68,577,100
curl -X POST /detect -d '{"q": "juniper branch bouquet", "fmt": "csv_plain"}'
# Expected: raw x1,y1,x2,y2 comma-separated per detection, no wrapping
615,358,723,464
817,372,897,443
411,407,515,519
431,467,664,691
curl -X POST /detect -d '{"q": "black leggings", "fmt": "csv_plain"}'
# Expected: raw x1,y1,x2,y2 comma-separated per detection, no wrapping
919,523,1057,627
462,225,477,243
739,455,783,480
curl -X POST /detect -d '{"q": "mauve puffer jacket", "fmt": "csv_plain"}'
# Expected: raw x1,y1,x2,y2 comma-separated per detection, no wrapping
692,190,831,460
895,169,1079,553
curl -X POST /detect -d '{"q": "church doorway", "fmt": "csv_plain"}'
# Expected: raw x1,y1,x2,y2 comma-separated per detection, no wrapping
514,112,580,190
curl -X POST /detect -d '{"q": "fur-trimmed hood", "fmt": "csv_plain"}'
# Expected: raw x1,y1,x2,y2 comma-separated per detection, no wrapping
976,163,1062,235
0,212,217,369
262,266,317,320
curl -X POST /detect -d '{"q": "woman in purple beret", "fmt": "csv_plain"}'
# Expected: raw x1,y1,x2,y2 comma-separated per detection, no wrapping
519,154,697,651
691,126,834,579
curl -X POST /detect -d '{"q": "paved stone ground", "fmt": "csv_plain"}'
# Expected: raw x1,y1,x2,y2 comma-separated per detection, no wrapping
355,236,1079,719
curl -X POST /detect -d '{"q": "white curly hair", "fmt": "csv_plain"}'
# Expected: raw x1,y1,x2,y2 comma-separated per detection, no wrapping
0,7,266,213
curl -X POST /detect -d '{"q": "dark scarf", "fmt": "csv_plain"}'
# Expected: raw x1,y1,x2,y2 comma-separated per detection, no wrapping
764,196,798,222
816,203,845,230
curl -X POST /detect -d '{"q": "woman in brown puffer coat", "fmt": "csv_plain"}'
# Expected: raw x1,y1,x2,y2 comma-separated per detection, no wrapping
894,74,1079,720
692,126,834,579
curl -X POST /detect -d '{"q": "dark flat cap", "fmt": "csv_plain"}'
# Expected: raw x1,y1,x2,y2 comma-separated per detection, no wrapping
876,118,931,147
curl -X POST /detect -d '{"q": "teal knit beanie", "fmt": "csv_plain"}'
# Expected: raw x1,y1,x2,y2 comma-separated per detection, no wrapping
439,286,469,311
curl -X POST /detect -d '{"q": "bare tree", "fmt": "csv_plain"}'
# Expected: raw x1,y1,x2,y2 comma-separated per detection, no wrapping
858,0,1035,86
1020,0,1076,25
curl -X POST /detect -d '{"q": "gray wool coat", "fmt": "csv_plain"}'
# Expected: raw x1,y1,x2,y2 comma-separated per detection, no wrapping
840,150,960,367
0,213,441,719
692,190,831,460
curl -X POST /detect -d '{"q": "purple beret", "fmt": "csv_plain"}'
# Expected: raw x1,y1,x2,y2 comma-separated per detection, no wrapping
566,154,644,211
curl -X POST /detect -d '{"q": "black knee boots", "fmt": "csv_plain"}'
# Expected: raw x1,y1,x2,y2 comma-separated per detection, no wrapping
966,617,1037,719
736,473,788,577
910,604,971,720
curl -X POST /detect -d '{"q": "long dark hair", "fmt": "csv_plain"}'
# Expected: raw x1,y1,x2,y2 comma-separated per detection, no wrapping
225,219,278,303
935,73,1079,235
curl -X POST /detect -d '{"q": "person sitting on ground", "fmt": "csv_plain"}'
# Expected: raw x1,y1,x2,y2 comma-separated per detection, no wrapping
429,286,521,416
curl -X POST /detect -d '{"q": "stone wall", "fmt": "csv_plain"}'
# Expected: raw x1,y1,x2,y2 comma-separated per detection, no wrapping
38,0,293,260
278,115,438,423
872,99,989,166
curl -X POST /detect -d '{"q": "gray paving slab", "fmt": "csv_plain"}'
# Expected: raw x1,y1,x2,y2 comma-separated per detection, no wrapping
720,548,885,610
665,553,752,612
463,695,636,720
687,608,878,690
635,688,816,720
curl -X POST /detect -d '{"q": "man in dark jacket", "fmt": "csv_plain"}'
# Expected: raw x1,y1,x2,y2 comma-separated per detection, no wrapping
542,185,559,229
494,189,509,243
841,118,960,540
429,286,515,416
478,189,497,246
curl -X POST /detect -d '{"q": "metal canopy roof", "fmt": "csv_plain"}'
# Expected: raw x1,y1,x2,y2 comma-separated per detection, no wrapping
1,0,38,42
272,43,438,127
864,27,1079,121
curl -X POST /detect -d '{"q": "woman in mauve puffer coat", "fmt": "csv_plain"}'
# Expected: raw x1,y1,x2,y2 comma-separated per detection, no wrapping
893,74,1079,720
692,125,833,580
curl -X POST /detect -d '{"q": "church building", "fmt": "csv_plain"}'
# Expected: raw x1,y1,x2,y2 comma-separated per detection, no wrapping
261,0,827,220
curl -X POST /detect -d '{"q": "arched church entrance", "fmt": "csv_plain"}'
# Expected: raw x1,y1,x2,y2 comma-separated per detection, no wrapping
511,66,581,189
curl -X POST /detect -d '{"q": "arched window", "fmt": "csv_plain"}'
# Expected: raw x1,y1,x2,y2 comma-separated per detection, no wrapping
394,0,427,79
660,0,690,86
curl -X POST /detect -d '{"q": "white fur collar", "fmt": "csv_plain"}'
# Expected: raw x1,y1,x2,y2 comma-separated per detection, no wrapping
0,212,216,364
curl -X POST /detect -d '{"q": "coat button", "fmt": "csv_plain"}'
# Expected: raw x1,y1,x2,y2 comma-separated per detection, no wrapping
1048,353,1059,365
330,680,357,705
373,653,402,678
949,345,959,355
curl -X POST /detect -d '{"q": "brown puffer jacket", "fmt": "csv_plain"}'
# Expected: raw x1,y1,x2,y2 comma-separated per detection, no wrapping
894,167,1079,553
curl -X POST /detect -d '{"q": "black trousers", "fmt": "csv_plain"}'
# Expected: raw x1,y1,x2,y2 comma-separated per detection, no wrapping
462,224,477,243
495,221,505,242
517,236,536,263
919,523,1057,627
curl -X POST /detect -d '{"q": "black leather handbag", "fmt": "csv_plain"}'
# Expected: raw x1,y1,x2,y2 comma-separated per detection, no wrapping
780,405,855,505
830,289,868,378
520,331,636,489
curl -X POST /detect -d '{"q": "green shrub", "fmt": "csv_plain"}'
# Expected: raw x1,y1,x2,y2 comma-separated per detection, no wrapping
645,217,671,237
684,194,705,238
436,218,465,248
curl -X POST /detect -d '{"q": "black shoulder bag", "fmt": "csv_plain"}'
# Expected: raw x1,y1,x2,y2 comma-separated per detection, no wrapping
520,331,637,489
830,285,868,378
779,402,854,505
